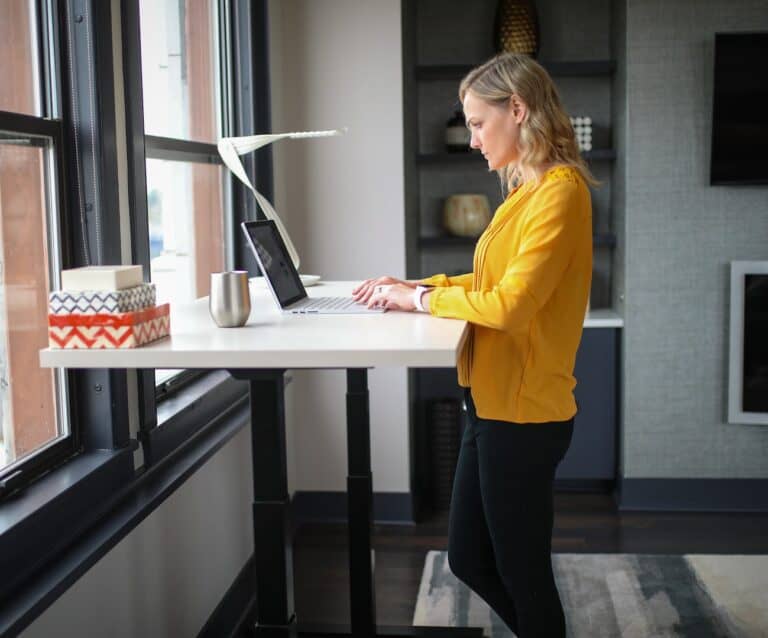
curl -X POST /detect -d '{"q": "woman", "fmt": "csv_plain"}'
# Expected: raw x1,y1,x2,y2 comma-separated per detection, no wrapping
352,52,594,637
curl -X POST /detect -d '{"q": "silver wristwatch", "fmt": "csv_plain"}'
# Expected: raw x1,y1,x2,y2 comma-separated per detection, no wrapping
413,285,431,312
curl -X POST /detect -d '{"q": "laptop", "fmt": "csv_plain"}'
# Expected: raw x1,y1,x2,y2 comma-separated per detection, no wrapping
241,220,385,314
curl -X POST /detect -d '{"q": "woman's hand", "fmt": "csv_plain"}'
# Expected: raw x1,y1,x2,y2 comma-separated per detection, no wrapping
366,283,421,311
352,276,415,305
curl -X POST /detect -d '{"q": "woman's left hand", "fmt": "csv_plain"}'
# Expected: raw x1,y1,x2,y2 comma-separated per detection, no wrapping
367,283,417,311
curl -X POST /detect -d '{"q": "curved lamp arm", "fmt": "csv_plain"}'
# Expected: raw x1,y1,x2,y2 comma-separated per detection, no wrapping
217,129,346,271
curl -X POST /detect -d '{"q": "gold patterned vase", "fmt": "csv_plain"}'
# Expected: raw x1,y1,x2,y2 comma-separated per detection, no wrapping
494,0,540,57
443,194,492,237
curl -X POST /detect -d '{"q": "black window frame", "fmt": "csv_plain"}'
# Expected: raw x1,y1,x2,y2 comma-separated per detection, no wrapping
0,111,78,497
0,0,271,632
0,0,79,497
0,0,140,602
122,0,252,466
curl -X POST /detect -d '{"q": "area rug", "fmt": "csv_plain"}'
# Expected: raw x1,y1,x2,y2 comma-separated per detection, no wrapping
413,551,768,637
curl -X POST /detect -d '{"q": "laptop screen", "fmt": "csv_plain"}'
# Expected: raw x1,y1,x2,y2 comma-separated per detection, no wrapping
241,220,307,308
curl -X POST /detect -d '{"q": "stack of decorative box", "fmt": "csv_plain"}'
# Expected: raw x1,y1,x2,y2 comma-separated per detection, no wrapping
48,266,170,349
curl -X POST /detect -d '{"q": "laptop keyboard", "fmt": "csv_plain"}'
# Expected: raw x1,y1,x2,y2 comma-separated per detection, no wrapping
299,296,363,311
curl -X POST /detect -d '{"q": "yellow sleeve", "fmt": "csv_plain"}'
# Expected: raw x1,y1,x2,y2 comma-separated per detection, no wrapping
420,272,473,291
429,181,588,332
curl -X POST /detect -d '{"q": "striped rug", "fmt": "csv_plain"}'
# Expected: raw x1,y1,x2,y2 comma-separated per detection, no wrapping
413,551,768,637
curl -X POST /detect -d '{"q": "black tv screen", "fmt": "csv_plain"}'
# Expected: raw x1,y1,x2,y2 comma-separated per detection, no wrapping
710,32,768,185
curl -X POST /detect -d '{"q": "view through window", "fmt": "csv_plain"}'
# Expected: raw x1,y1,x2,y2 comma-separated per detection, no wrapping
0,0,68,476
139,0,225,386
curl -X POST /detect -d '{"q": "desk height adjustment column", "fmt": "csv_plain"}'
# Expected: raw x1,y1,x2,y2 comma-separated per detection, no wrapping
229,369,295,634
346,369,376,636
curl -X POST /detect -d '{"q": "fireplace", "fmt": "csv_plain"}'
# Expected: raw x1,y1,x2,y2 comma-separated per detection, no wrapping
728,261,768,424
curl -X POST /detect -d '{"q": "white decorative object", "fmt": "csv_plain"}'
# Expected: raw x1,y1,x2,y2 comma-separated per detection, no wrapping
217,129,346,271
249,274,320,288
728,261,768,425
60,265,143,292
445,111,471,152
570,116,593,152
49,283,156,315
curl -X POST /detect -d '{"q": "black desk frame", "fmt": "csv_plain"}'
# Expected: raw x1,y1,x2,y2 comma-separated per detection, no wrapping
229,368,481,638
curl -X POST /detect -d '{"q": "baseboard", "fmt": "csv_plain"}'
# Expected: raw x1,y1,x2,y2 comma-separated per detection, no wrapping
291,490,415,525
616,478,768,512
554,479,614,492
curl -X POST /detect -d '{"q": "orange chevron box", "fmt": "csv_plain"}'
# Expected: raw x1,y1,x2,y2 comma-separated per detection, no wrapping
48,303,171,349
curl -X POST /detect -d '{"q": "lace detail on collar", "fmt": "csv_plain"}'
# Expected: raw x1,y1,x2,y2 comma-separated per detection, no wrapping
543,165,579,184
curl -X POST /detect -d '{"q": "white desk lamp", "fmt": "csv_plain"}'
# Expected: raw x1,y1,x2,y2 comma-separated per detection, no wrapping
217,129,346,273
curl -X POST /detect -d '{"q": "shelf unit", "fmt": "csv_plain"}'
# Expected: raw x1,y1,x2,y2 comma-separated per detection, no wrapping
402,0,623,517
403,2,619,310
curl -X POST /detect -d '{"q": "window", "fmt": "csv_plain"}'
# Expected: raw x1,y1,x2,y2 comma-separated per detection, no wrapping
0,1,268,625
138,0,229,389
0,126,70,482
0,1,73,489
140,0,221,143
147,159,225,304
0,0,42,118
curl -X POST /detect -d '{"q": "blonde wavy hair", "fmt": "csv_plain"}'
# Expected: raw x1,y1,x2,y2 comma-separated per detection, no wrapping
459,52,598,193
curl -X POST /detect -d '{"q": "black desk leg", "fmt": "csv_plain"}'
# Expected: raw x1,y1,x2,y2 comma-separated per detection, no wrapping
226,368,484,638
346,369,376,637
229,369,295,635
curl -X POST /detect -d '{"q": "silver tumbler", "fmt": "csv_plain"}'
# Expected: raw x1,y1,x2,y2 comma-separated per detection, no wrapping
209,271,251,327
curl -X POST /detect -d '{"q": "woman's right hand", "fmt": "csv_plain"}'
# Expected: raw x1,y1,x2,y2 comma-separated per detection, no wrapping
352,276,415,304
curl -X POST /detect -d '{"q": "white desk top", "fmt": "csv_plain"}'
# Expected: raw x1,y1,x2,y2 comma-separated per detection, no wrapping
39,281,624,370
583,308,623,328
39,281,469,370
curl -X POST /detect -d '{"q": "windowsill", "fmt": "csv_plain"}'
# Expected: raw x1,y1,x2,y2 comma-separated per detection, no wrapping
0,447,134,539
0,370,247,543
0,382,251,636
0,445,135,607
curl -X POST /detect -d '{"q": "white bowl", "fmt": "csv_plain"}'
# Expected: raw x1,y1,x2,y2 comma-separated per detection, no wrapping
250,274,321,288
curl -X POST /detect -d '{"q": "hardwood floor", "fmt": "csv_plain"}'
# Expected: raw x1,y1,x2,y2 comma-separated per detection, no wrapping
291,492,768,627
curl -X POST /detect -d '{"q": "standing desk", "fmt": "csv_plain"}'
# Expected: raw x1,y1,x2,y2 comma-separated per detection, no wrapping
40,281,479,637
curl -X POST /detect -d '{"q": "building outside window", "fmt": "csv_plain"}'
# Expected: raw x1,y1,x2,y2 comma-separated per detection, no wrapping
0,0,70,481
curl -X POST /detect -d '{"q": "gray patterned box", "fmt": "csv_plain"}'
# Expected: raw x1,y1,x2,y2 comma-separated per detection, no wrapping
49,283,156,315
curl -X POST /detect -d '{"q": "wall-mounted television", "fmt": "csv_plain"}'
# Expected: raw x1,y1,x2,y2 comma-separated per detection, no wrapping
710,32,768,185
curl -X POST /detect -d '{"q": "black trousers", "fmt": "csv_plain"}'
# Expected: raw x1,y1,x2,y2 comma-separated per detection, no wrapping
447,390,574,638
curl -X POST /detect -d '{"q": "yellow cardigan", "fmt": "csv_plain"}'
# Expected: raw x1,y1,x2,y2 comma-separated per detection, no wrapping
421,166,592,423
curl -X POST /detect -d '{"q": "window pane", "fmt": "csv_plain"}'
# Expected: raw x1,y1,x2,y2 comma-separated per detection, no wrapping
147,159,225,303
139,0,220,142
0,135,67,473
0,0,42,117
146,159,224,385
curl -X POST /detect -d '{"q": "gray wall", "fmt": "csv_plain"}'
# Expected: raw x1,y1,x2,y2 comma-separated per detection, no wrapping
620,0,768,477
